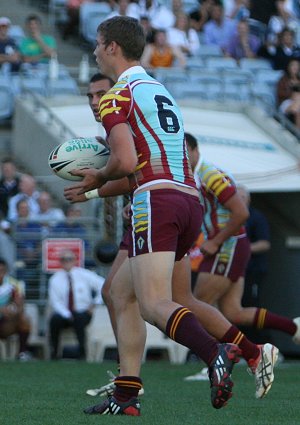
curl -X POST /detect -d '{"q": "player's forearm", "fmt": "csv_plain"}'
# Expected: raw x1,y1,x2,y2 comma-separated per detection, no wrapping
98,178,131,197
213,215,247,247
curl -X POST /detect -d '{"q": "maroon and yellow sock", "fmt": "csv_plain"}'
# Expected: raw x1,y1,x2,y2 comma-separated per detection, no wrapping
220,325,259,362
254,308,297,335
165,307,218,365
114,376,142,402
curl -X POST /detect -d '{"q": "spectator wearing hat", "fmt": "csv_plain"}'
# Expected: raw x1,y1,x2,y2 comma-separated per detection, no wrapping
0,16,21,73
48,249,104,360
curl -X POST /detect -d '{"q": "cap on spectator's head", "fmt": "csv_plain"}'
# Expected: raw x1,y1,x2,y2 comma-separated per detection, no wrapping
0,17,11,26
0,220,11,230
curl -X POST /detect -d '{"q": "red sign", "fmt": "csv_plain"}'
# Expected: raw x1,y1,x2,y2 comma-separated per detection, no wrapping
42,238,85,272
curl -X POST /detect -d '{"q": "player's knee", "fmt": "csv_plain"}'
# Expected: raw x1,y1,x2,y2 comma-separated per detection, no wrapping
101,280,112,305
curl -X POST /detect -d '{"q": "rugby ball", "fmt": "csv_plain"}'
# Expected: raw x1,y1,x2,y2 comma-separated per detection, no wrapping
48,137,110,181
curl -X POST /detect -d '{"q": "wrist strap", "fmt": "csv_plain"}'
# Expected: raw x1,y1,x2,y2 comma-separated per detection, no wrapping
85,189,99,200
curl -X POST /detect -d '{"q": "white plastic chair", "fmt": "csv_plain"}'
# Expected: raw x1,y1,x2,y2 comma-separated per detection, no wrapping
24,303,49,359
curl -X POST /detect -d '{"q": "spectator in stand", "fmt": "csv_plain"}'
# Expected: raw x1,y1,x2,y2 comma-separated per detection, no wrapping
7,174,40,222
48,249,104,360
32,191,65,226
267,0,299,47
20,14,56,65
280,85,300,127
225,0,250,21
225,18,261,61
62,0,93,40
138,0,175,30
0,158,20,220
189,0,216,33
51,204,87,240
0,16,21,73
106,0,140,20
141,28,186,69
167,11,201,56
0,220,16,276
277,58,300,104
50,204,94,264
0,258,32,361
203,2,237,52
14,198,42,290
139,15,155,43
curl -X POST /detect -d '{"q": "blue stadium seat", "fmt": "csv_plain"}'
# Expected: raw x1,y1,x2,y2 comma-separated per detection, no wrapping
181,76,223,101
0,77,14,120
47,76,80,97
206,57,239,71
8,25,25,47
239,58,272,72
196,44,223,58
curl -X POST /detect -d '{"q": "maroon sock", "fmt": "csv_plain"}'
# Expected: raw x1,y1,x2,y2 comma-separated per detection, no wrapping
165,307,218,365
114,376,142,402
220,325,259,363
18,330,29,353
254,308,297,336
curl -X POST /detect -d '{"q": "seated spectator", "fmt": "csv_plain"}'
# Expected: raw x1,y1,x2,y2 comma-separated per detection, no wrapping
7,174,40,222
189,0,215,33
106,0,140,20
203,2,237,52
0,220,16,276
279,84,300,128
224,19,261,61
0,258,32,361
139,15,155,44
50,204,94,266
14,198,43,270
48,249,104,360
139,0,175,30
19,14,56,65
0,158,20,220
0,16,21,73
32,191,65,226
141,28,186,69
226,0,250,21
258,27,300,70
277,58,300,105
167,11,201,56
267,0,299,46
62,0,94,40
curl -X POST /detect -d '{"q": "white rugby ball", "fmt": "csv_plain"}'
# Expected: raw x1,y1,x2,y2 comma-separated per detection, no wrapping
48,137,110,181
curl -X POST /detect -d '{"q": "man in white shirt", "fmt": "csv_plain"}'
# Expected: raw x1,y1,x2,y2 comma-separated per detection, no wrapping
48,249,104,360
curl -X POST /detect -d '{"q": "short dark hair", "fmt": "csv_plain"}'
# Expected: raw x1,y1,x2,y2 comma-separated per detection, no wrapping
26,14,42,24
185,132,198,150
98,16,146,61
89,72,114,87
0,258,7,268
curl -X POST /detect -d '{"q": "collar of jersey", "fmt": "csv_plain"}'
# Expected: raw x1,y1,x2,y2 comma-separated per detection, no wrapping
118,66,146,81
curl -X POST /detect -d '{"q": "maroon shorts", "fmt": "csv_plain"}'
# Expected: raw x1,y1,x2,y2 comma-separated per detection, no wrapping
199,234,251,282
128,189,203,261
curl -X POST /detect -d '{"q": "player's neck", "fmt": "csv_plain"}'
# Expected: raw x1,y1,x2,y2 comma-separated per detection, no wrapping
114,59,141,81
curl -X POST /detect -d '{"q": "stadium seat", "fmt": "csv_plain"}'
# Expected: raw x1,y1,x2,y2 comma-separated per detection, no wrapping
20,74,47,96
48,0,68,27
251,82,276,111
223,71,252,102
182,75,223,101
186,56,205,70
196,44,223,58
248,18,267,44
86,305,117,363
0,78,14,120
143,322,188,364
47,76,80,97
206,57,239,71
8,25,25,46
239,58,272,72
256,69,284,87
25,303,49,359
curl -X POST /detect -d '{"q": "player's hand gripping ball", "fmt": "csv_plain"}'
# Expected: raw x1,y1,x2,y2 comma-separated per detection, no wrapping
48,137,110,181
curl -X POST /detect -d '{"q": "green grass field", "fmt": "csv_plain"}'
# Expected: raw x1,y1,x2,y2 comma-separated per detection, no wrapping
1,360,299,425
